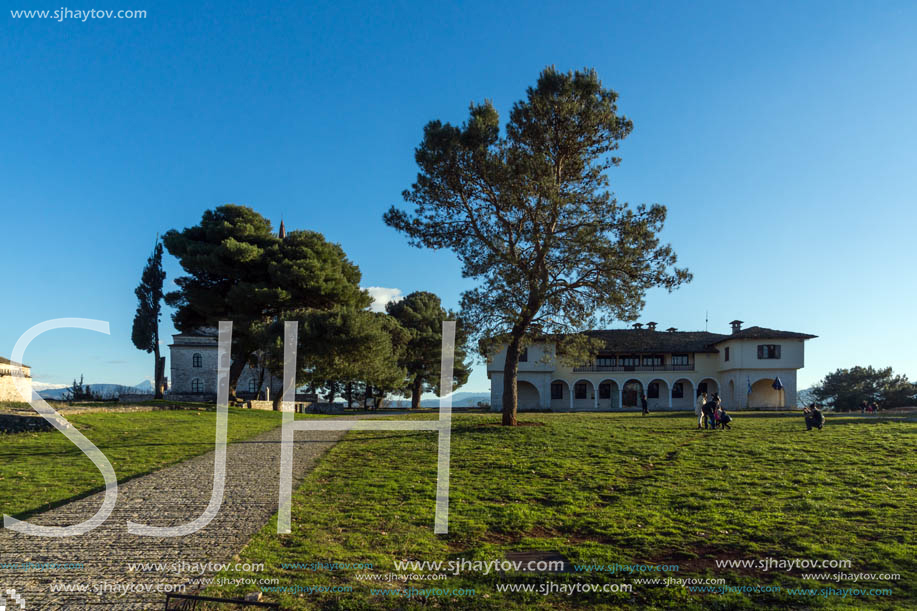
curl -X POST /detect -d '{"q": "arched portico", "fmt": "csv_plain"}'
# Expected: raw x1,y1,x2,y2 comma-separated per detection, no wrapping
517,380,541,411
749,377,783,408
549,379,570,412
597,379,620,409
647,378,670,409
697,378,719,398
570,378,595,410
672,378,694,410
622,379,643,409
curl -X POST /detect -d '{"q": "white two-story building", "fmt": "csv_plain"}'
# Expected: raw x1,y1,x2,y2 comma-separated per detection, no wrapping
487,321,816,411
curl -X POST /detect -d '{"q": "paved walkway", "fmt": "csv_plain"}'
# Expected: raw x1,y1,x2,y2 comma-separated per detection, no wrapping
0,420,363,609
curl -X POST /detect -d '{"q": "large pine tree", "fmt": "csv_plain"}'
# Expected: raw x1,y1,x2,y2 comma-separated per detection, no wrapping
386,291,471,409
385,68,691,425
163,205,371,398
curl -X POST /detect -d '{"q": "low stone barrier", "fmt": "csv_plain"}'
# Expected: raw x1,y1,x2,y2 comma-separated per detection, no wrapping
117,393,155,403
246,400,275,411
0,413,66,434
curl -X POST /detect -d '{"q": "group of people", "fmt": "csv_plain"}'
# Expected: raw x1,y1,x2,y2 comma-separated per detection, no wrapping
860,400,880,414
694,391,732,430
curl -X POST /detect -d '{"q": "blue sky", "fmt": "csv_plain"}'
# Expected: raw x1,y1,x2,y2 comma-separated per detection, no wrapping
1,0,915,394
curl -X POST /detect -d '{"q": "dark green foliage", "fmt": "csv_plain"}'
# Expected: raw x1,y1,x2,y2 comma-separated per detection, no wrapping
385,67,690,424
130,240,166,398
163,205,371,395
277,308,407,403
811,366,917,411
386,291,472,408
64,374,100,402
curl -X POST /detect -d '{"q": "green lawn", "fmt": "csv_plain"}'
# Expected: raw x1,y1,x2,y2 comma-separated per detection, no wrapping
206,411,917,610
0,407,294,518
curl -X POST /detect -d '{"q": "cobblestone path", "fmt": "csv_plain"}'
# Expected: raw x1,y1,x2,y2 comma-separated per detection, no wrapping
0,421,360,609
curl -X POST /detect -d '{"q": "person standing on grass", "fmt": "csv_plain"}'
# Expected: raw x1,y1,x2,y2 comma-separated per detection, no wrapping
641,392,649,416
702,394,717,429
696,391,707,429
861,400,868,414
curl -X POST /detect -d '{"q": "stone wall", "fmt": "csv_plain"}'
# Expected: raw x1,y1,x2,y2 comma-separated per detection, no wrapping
0,413,62,434
0,374,31,403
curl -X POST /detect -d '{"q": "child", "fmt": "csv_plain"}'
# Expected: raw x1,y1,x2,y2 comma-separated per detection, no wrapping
716,405,732,430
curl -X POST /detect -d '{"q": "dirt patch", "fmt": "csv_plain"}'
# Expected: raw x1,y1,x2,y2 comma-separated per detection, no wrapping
648,545,764,576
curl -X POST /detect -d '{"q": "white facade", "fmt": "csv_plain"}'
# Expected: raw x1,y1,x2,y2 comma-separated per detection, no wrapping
0,358,32,403
487,323,815,412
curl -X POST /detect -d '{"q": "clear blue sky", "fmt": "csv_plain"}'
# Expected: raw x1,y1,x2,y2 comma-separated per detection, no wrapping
2,0,915,393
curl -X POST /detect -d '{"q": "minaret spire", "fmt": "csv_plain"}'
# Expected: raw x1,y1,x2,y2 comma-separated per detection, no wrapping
279,218,286,240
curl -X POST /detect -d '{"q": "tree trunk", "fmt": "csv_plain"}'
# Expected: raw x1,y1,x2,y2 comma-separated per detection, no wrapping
411,375,422,410
227,356,248,401
345,382,353,409
501,334,523,426
153,341,164,399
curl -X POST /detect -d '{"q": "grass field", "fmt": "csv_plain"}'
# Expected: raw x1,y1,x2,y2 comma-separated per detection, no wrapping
205,411,917,610
0,406,294,518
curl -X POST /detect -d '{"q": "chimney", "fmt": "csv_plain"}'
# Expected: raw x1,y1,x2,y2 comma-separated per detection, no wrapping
666,327,677,333
647,322,657,331
730,320,743,334
632,322,643,330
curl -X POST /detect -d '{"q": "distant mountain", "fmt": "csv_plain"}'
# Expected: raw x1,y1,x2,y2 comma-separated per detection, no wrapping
37,380,154,400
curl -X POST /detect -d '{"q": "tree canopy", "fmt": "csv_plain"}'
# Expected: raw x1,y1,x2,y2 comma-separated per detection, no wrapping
130,239,166,398
163,205,371,396
386,291,471,409
811,366,916,411
385,67,690,424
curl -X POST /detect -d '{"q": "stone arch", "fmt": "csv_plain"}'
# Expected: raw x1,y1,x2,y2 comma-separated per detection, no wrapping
622,379,643,408
517,380,541,411
749,377,783,409
571,378,596,410
549,379,569,411
697,377,719,398
597,379,620,409
647,378,669,410
671,378,694,410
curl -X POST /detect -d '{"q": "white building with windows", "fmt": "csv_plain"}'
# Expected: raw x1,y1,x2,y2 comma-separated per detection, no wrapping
169,328,283,400
487,321,816,411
